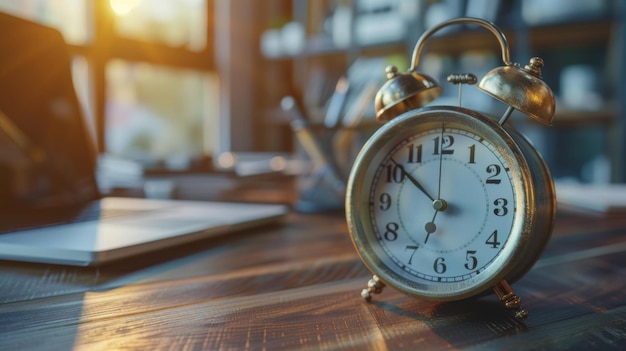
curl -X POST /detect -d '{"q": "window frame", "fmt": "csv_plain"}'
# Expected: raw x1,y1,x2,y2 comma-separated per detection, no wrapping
67,0,215,153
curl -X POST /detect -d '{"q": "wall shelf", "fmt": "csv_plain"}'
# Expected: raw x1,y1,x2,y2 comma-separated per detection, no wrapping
249,0,624,181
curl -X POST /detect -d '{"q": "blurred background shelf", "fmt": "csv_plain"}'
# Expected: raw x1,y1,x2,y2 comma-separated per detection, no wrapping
2,0,623,184
253,0,625,184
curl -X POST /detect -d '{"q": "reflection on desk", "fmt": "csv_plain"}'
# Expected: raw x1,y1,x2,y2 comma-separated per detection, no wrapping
0,182,625,350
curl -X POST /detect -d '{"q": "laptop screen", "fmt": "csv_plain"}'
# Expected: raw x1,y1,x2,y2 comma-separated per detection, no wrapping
0,12,99,209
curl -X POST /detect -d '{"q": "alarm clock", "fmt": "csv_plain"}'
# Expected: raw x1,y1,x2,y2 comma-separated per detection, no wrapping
345,17,556,321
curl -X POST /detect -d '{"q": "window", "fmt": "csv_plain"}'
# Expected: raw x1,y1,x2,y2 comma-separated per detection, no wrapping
0,0,217,171
105,60,218,169
111,0,207,51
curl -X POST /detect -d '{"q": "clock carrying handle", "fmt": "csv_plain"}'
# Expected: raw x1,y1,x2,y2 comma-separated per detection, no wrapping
409,17,512,71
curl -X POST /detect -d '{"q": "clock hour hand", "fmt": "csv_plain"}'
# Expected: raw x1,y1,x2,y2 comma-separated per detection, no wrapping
424,199,447,244
424,211,437,244
390,158,435,202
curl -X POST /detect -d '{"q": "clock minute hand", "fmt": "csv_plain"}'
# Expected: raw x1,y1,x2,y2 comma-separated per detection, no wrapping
390,158,435,202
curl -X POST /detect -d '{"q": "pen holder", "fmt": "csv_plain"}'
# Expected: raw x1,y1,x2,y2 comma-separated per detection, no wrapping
293,124,374,213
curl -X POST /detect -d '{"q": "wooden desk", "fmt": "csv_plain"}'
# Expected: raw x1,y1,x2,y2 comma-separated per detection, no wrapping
1,185,625,349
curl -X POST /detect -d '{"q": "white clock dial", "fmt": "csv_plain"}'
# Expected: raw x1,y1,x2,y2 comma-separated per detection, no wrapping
369,125,516,285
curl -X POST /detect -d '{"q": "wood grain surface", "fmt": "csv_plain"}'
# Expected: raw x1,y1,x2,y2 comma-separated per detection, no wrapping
1,209,625,350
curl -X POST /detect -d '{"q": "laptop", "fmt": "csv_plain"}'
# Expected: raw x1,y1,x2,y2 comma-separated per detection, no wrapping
0,12,288,266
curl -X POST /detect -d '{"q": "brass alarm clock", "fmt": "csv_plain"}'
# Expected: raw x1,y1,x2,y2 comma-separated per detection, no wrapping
345,18,556,320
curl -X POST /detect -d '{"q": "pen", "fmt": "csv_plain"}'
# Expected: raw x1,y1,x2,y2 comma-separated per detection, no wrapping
332,82,378,166
323,76,349,129
341,81,377,128
281,96,346,195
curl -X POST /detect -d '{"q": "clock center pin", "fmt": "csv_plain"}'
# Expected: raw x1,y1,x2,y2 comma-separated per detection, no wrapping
432,199,447,211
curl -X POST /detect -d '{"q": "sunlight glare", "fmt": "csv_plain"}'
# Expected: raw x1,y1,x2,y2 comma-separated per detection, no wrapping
110,0,142,16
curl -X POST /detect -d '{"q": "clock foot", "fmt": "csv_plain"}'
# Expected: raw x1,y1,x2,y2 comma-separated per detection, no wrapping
494,280,528,321
361,275,385,302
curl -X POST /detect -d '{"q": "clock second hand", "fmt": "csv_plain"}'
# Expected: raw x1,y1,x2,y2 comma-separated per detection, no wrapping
425,123,447,244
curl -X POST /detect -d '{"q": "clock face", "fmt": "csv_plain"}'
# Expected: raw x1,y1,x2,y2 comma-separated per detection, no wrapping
348,107,530,300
